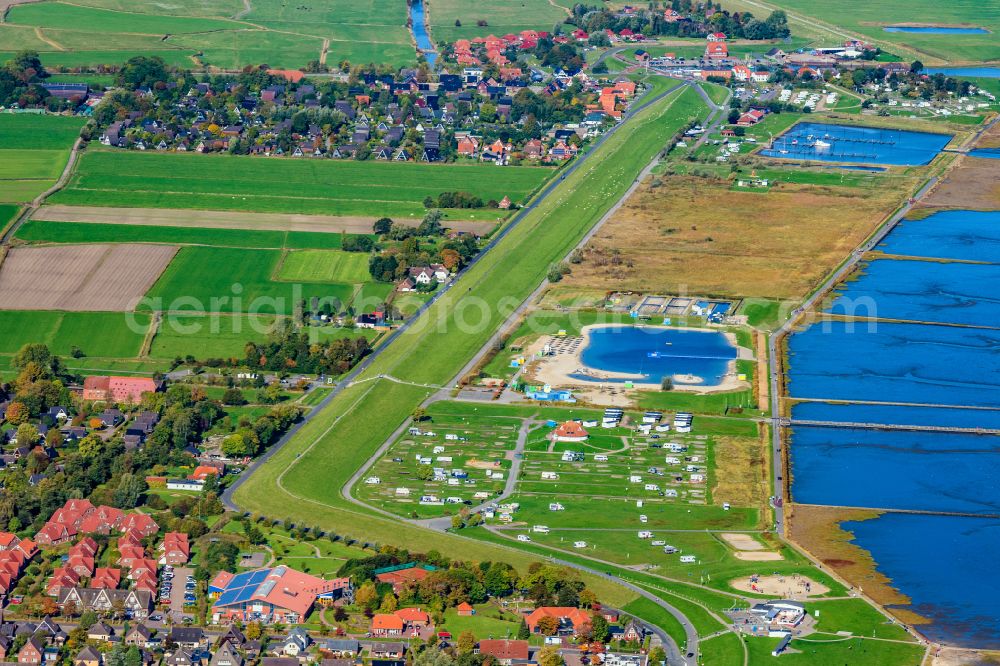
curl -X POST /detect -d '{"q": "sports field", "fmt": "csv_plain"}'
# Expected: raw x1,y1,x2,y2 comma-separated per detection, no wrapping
53,151,552,220
0,0,415,68
429,0,571,42
277,250,371,283
759,0,1000,63
0,114,83,203
143,246,357,315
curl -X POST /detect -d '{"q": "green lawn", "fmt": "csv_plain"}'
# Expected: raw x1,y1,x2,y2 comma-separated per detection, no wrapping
745,634,924,665
143,246,356,315
53,150,554,219
621,596,692,654
277,250,371,283
808,598,915,641
699,633,746,665
439,604,522,639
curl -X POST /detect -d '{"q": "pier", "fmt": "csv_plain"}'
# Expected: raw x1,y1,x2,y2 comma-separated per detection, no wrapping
782,417,1000,436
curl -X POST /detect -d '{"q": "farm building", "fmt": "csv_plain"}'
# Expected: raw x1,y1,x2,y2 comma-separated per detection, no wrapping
82,376,160,404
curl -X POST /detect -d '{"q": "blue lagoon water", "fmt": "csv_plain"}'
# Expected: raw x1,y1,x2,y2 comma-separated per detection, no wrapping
828,258,1000,326
574,326,736,386
924,67,1000,78
787,321,1000,408
884,26,988,34
787,207,1000,646
878,211,1000,262
971,148,1000,159
761,122,951,165
845,514,1000,648
790,426,1000,514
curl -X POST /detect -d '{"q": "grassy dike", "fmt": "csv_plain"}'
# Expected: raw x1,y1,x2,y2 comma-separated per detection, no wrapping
233,81,708,605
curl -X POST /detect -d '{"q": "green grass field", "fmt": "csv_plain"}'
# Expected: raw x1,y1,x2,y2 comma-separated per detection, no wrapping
0,114,83,203
760,0,1000,63
0,205,19,233
1,0,416,68
429,0,571,42
277,250,371,283
15,220,371,249
0,310,149,357
148,313,278,359
53,151,553,219
144,246,356,315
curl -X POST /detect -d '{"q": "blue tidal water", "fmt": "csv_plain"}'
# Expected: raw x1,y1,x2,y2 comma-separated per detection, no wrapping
789,426,1000,514
924,66,1000,78
845,514,1000,648
787,321,1000,408
410,0,437,66
879,211,1000,262
792,401,1000,429
574,326,735,385
787,208,1000,646
971,148,1000,159
761,122,952,165
828,258,1000,326
884,26,988,34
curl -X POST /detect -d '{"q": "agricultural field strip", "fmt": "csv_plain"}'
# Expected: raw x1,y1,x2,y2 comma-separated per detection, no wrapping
5,0,411,48
28,207,495,235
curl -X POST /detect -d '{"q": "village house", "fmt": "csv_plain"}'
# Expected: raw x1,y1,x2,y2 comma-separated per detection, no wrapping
525,607,592,635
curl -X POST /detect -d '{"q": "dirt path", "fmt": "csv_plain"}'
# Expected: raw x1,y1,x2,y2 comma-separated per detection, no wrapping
320,38,330,65
32,204,496,235
33,26,65,50
232,0,251,20
755,331,768,410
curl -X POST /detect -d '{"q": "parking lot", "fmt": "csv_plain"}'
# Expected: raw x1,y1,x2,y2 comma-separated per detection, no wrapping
164,566,196,622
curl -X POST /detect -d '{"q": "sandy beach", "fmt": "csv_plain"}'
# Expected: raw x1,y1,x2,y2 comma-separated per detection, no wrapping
523,324,751,394
731,573,830,598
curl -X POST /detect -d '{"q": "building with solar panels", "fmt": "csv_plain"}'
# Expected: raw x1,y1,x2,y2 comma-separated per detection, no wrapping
210,566,351,624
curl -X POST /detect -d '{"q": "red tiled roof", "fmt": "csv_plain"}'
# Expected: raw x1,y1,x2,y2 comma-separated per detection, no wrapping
479,640,529,661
